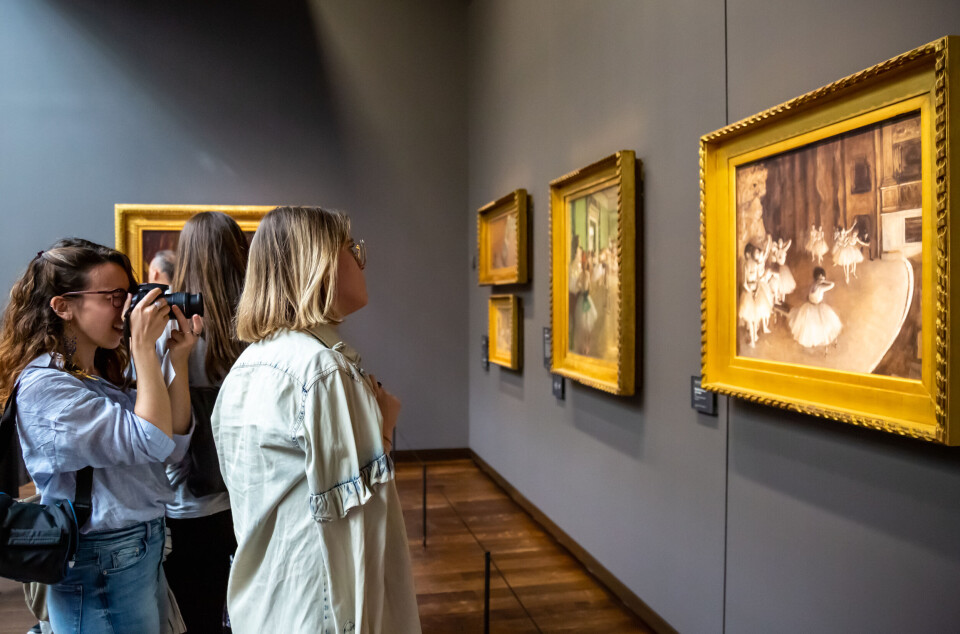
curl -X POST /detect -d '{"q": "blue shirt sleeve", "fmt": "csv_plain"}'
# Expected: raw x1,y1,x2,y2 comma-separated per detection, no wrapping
17,369,176,474
167,424,194,464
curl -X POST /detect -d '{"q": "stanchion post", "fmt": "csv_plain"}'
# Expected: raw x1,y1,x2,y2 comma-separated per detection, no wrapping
422,464,427,548
483,551,491,634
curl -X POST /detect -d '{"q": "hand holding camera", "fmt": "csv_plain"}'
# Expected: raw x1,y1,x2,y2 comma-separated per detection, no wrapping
125,287,172,358
166,305,204,367
126,284,205,363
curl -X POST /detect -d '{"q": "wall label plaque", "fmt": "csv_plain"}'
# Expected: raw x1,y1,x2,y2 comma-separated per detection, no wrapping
481,335,489,371
543,327,552,370
691,376,717,416
552,374,565,400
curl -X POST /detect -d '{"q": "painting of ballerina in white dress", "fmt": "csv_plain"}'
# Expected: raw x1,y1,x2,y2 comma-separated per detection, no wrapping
567,186,620,362
735,110,923,380
550,150,636,396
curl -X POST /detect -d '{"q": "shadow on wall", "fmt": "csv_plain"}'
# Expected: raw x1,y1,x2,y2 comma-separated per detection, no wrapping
568,160,646,460
731,399,960,562
49,0,348,195
569,383,645,461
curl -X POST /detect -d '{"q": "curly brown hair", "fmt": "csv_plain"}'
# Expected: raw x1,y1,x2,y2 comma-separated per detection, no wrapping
0,238,137,403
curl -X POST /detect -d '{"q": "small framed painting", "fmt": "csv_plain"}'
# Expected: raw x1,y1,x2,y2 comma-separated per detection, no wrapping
488,294,522,370
550,151,637,395
478,189,528,285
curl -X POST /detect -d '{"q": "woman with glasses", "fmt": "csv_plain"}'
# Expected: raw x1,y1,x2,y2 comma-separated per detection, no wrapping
212,206,420,632
0,238,203,633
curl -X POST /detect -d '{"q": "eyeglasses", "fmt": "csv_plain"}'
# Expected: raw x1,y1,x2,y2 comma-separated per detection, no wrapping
349,239,366,270
61,288,128,309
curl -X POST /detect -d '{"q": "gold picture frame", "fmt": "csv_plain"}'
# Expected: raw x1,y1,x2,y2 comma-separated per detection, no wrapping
550,151,636,395
115,204,274,282
478,189,528,285
489,294,522,370
700,37,960,444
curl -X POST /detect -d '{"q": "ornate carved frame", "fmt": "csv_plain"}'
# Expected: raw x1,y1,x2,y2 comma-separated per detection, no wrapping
489,294,522,370
478,189,528,285
115,204,274,282
550,151,636,395
700,37,959,443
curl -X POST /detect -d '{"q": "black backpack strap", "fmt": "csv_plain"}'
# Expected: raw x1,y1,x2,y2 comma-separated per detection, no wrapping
4,382,93,526
73,467,93,528
0,383,25,496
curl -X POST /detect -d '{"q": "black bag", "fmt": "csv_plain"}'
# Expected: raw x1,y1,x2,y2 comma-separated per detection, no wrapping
182,386,227,498
0,383,93,584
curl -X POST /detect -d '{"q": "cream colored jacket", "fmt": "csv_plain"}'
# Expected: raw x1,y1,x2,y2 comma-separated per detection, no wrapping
211,325,421,634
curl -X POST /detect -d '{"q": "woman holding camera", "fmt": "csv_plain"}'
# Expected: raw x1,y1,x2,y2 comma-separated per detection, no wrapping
212,206,420,632
0,238,202,633
160,212,247,633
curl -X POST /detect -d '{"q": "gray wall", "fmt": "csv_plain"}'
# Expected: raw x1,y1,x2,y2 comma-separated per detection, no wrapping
724,2,960,632
467,2,728,633
0,0,468,450
468,1,960,633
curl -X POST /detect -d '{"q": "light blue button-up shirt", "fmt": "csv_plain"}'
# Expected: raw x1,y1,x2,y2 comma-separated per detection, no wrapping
16,353,192,533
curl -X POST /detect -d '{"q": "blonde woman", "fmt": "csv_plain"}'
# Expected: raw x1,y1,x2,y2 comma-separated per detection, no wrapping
212,207,420,632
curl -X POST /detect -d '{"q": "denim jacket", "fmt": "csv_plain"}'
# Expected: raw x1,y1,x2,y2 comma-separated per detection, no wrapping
212,324,420,634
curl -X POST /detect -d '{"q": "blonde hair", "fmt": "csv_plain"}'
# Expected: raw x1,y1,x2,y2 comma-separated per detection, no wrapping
236,206,351,343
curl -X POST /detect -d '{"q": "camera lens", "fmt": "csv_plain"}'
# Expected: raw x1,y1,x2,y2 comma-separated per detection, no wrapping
166,292,204,318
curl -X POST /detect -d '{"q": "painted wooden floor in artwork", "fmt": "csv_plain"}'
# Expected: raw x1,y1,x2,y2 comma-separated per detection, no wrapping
0,459,650,633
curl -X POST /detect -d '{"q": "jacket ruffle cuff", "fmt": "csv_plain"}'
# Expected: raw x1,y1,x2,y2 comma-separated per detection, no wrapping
309,453,394,522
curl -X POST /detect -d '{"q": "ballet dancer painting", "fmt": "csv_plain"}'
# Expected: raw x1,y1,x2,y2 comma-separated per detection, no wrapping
566,186,620,363
734,110,923,380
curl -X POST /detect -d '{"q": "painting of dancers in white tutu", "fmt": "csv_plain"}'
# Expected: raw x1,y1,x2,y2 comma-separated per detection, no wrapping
568,184,620,362
736,110,923,380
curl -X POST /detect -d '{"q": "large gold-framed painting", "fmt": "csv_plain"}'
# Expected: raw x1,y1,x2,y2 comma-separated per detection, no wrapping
115,204,274,282
700,37,960,444
550,151,636,395
478,189,528,285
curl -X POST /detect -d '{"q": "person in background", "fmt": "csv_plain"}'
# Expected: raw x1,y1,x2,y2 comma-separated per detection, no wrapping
149,249,177,286
0,238,202,633
160,212,248,633
212,206,421,633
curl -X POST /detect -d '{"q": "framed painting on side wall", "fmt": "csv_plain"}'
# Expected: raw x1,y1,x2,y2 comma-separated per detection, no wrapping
700,36,960,444
478,189,528,285
489,294,522,370
550,150,637,395
115,204,274,283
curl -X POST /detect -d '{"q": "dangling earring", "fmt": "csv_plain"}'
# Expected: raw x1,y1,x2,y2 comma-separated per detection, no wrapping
62,326,77,368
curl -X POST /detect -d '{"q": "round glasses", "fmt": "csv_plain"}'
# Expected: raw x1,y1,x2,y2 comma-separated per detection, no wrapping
61,288,128,309
349,240,366,270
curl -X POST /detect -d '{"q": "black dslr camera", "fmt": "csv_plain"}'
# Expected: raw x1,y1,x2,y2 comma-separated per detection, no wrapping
128,283,204,319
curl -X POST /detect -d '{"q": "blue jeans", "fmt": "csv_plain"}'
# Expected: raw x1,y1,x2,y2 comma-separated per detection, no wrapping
46,517,166,634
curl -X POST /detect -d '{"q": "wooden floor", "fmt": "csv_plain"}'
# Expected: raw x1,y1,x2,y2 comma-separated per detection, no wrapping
0,459,650,633
397,459,650,633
